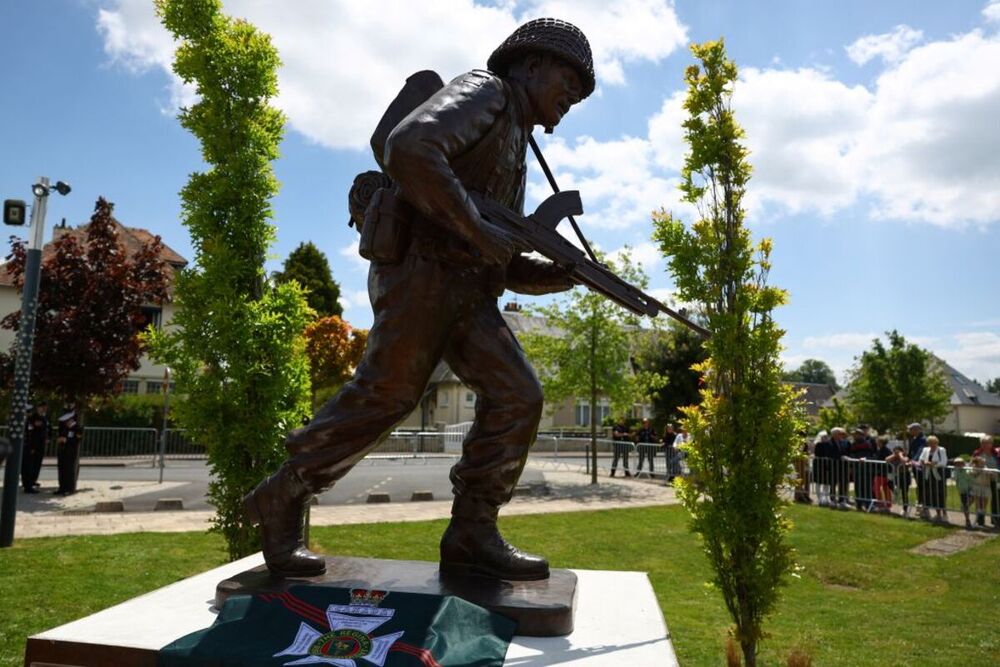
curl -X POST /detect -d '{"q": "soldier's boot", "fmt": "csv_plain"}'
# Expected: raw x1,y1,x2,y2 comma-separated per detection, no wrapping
439,517,549,581
244,466,326,577
441,493,549,581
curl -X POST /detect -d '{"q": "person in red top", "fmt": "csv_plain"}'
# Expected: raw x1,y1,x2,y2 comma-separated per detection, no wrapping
972,435,999,527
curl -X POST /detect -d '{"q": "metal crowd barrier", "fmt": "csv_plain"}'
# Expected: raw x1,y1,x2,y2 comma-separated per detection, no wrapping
802,456,1000,527
369,431,449,456
44,427,159,462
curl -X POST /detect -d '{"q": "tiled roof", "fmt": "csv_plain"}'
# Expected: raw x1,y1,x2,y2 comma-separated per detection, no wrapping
0,218,187,289
786,382,836,417
935,357,1000,407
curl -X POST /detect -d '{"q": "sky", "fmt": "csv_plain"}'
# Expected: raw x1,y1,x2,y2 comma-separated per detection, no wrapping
2,0,999,385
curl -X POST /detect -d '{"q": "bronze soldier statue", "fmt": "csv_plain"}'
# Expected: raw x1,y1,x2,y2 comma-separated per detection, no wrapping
244,18,595,581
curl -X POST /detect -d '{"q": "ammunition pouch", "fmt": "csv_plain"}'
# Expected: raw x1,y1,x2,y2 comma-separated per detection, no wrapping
359,187,412,264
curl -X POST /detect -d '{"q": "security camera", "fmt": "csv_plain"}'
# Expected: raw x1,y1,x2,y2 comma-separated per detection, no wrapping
54,181,71,196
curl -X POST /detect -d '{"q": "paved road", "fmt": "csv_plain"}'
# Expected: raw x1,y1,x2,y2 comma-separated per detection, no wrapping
3,457,548,512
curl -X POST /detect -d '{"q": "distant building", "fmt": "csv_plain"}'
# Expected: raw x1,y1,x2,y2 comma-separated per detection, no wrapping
786,382,836,420
935,358,1000,434
0,219,188,395
397,307,651,432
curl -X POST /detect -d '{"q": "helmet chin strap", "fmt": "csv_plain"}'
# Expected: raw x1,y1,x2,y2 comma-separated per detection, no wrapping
527,133,600,264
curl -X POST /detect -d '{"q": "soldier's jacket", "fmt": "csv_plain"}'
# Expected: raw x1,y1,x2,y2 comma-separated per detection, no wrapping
384,70,569,296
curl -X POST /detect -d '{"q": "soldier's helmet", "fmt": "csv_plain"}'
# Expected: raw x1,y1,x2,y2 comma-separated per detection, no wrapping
488,18,595,100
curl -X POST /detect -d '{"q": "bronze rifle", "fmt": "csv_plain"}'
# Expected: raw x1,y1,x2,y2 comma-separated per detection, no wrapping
470,190,710,339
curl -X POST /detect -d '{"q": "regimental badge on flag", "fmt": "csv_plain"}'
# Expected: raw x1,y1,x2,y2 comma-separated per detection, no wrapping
158,585,516,667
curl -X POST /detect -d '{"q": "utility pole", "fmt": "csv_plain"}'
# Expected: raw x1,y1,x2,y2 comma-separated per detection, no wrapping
1,177,70,547
158,367,171,483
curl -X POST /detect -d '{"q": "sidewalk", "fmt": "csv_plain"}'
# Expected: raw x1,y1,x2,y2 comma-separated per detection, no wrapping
11,465,679,539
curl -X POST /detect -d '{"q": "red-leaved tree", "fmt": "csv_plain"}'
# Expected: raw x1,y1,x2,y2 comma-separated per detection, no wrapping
303,315,368,408
1,197,170,408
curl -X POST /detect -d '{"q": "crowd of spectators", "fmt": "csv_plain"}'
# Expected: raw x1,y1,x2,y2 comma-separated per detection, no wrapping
597,416,998,531
803,424,999,529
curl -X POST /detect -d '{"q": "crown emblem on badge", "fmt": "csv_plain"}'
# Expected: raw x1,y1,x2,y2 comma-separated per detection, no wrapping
349,589,387,607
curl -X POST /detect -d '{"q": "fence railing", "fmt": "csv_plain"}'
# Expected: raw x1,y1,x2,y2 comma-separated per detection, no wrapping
798,456,1000,527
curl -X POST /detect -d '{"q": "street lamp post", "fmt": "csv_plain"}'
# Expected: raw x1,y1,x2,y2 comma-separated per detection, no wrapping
0,177,69,548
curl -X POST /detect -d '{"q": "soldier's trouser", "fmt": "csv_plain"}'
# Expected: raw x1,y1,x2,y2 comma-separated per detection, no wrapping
636,445,655,473
21,444,43,489
57,441,79,493
611,442,630,473
284,254,543,522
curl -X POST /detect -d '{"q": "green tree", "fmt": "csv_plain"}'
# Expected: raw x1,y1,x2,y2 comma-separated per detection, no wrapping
845,330,951,434
985,377,1000,394
274,241,343,317
782,358,840,391
638,320,708,426
652,40,804,666
816,396,857,434
521,250,664,484
147,0,312,560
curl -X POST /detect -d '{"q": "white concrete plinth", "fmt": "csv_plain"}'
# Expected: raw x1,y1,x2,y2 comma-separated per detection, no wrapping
26,554,677,666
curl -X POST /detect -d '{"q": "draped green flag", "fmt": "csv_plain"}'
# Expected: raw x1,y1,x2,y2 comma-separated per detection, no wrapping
159,585,516,667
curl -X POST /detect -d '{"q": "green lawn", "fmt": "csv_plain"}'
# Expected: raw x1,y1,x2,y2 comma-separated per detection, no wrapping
1,505,998,666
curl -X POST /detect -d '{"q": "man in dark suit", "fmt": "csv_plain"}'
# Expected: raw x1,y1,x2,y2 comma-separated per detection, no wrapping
55,402,82,496
21,401,48,493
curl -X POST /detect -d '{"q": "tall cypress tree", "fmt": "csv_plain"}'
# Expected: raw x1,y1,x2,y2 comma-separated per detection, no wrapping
149,0,311,560
274,242,343,317
653,40,804,666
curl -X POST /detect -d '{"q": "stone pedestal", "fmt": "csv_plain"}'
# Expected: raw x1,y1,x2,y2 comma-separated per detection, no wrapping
216,555,576,637
25,553,678,666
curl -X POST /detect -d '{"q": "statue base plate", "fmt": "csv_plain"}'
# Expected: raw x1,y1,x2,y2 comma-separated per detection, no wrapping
216,555,577,637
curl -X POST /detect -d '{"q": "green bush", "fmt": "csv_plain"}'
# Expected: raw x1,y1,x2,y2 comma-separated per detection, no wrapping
86,394,176,430
932,432,983,457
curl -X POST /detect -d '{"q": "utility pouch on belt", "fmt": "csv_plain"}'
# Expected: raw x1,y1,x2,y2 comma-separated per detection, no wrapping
358,187,412,264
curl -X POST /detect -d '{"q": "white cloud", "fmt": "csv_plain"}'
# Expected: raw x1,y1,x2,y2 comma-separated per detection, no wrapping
531,0,687,86
337,239,368,272
96,0,687,151
647,91,686,172
608,240,661,277
984,1,1000,24
526,133,690,235
98,1,1000,230
854,29,1000,226
649,24,1000,227
933,331,1000,382
734,67,872,217
802,332,879,351
340,288,371,310
846,24,923,65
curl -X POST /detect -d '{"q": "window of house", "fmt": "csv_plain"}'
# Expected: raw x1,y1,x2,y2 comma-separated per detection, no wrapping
137,306,163,330
465,391,475,406
438,389,449,407
122,380,140,395
146,381,162,394
575,400,610,426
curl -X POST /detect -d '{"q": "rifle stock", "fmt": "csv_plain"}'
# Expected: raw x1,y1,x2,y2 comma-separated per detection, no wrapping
470,191,710,339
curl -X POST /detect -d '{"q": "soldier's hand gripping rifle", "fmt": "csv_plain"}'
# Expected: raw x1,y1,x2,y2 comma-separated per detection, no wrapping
471,190,710,339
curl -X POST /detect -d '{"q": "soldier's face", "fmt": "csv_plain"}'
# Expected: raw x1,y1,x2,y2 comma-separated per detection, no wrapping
524,56,583,129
